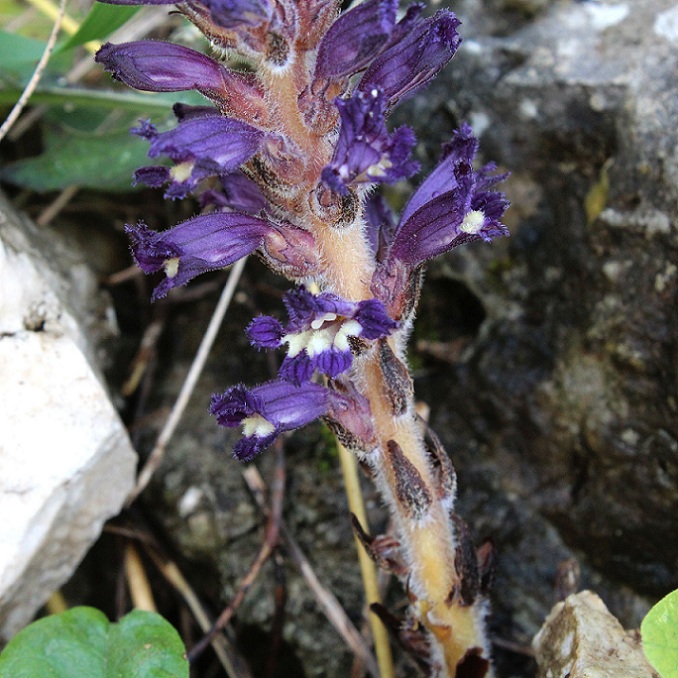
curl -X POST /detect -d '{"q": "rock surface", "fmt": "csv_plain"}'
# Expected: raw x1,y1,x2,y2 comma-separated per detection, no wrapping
405,0,678,604
0,192,137,641
532,590,659,678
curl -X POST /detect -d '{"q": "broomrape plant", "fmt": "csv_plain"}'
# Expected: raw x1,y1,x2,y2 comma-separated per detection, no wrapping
95,1,509,675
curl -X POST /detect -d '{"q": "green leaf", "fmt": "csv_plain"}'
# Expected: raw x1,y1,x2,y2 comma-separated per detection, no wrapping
58,4,141,52
0,127,157,192
0,607,188,678
0,30,47,83
0,30,73,85
642,589,678,678
0,85,204,112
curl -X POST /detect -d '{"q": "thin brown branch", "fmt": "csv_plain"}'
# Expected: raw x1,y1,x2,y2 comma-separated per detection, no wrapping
243,464,380,677
127,257,247,505
187,439,285,661
0,0,66,143
140,538,253,678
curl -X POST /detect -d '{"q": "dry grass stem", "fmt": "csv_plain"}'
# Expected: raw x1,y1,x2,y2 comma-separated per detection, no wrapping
128,257,247,505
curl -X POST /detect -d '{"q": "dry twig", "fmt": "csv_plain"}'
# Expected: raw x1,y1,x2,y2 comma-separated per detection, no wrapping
0,0,66,143
128,257,247,504
187,438,286,662
243,464,380,676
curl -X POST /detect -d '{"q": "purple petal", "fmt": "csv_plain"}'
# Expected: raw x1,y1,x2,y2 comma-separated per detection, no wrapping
279,353,315,385
96,40,227,94
233,434,277,462
133,166,172,190
210,380,328,433
389,123,509,267
390,189,508,266
209,383,265,426
144,116,264,187
322,88,419,194
315,0,397,81
256,286,397,383
258,380,331,428
201,171,270,213
210,380,331,460
148,116,264,167
354,299,399,339
389,190,468,265
282,286,352,332
316,349,353,379
358,10,461,108
126,212,274,299
199,0,272,29
247,316,284,348
400,122,477,224
130,119,158,139
95,41,267,121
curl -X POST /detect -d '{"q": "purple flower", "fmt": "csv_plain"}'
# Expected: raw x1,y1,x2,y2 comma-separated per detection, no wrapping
96,40,227,93
196,0,272,29
321,88,419,194
315,0,398,81
95,41,266,122
387,123,509,267
96,0,272,29
131,115,265,197
247,286,398,383
358,9,462,108
210,380,332,460
126,212,275,299
200,171,270,213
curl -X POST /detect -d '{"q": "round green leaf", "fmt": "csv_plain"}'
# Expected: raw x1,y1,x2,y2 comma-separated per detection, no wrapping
0,607,188,678
642,589,678,678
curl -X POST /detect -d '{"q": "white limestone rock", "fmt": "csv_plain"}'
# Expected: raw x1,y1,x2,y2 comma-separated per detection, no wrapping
532,591,660,678
0,194,137,642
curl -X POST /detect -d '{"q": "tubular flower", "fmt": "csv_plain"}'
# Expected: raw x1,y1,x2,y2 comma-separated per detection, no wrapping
126,212,276,300
209,380,333,461
247,286,398,384
95,40,266,121
314,0,398,81
130,115,265,198
96,40,230,94
321,88,419,195
357,9,462,108
388,123,509,267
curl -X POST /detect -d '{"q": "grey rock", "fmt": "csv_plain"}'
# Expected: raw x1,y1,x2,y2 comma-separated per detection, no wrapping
406,0,677,637
0,192,137,641
532,591,659,678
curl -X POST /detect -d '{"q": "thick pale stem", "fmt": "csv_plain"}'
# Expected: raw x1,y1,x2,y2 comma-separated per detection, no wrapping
359,356,491,677
255,37,491,677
